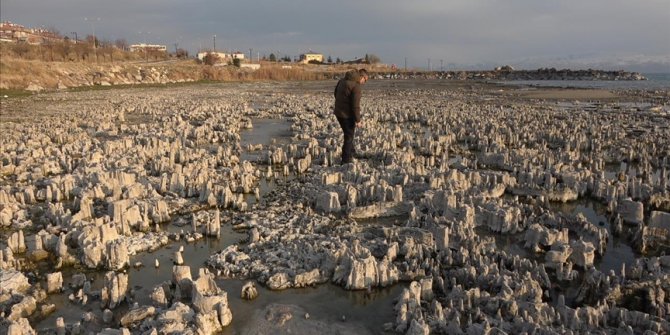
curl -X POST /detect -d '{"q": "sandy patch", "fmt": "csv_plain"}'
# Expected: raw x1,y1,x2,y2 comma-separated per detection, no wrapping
517,89,617,100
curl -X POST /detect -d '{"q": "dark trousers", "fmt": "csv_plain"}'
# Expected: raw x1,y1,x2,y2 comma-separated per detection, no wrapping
337,117,356,164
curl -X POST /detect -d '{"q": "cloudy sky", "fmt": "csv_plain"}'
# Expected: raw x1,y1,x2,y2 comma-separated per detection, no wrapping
2,0,669,70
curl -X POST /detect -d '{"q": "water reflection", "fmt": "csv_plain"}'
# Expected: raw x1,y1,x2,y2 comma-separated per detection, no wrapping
548,199,638,273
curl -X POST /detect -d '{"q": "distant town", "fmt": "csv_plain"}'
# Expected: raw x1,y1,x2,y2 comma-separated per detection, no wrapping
0,20,380,67
0,20,648,92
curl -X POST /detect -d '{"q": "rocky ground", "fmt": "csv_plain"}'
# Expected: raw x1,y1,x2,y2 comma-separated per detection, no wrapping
0,59,204,92
0,80,669,334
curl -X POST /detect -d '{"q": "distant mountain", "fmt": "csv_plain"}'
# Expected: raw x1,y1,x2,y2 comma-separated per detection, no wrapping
445,54,670,73
507,54,670,73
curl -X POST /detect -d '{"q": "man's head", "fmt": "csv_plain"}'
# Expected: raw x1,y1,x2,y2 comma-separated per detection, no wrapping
358,69,368,84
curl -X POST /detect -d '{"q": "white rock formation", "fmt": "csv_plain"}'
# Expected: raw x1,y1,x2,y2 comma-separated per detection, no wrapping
617,198,644,224
46,272,63,293
101,271,128,309
7,318,37,335
0,270,30,294
120,306,156,327
241,281,258,300
316,191,340,213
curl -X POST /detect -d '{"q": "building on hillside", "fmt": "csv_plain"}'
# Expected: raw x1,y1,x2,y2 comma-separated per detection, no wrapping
299,52,324,64
0,21,61,44
32,28,61,44
0,21,27,43
197,51,244,64
130,43,167,53
343,58,367,65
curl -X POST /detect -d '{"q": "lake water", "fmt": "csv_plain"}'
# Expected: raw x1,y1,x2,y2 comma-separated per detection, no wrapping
495,73,670,90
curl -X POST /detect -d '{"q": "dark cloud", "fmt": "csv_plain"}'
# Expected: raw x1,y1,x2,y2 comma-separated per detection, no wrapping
2,0,668,69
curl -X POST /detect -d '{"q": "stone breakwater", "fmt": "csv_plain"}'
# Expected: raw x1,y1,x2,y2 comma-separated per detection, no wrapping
494,68,646,81
0,81,669,334
379,68,646,81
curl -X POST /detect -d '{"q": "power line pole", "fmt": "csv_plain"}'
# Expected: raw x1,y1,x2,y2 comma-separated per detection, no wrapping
174,36,181,56
70,32,77,43
213,34,216,52
428,58,431,71
84,17,100,63
404,57,407,71
139,31,150,63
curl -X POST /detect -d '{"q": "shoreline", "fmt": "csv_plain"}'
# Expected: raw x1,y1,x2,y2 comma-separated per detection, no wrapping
3,78,667,104
0,58,652,95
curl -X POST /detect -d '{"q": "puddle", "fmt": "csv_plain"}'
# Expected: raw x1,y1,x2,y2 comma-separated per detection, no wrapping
35,219,402,334
474,226,534,260
123,113,154,126
603,162,666,185
129,226,245,302
219,281,404,335
547,199,638,274
240,118,293,162
612,102,655,110
243,177,279,207
354,215,409,227
35,224,246,328
36,230,402,334
475,195,640,276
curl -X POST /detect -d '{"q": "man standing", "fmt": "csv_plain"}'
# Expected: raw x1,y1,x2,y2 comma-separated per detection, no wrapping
333,69,368,164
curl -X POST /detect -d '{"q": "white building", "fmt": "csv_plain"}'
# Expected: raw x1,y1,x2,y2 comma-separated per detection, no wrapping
130,43,167,52
240,63,260,70
196,51,247,63
300,53,324,64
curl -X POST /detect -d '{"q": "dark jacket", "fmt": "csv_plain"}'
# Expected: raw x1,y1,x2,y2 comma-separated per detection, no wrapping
333,70,362,122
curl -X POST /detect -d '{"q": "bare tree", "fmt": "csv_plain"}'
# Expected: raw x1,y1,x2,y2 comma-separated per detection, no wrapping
75,43,91,61
367,54,381,64
85,35,99,48
98,45,113,62
203,52,220,65
114,38,128,51
175,48,189,59
13,43,31,58
56,41,71,61
46,26,62,38
44,40,54,61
